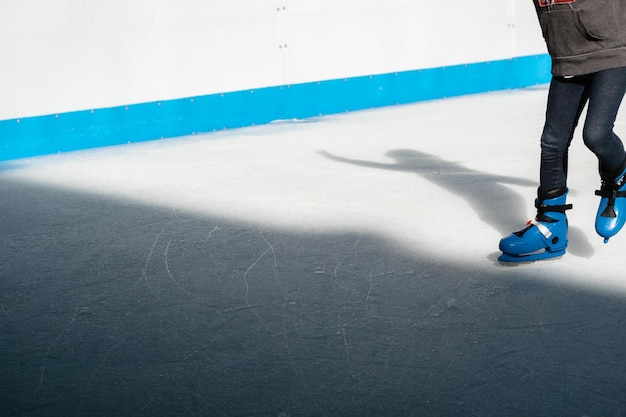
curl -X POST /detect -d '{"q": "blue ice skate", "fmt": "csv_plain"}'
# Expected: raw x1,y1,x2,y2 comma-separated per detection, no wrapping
499,187,572,263
595,162,626,243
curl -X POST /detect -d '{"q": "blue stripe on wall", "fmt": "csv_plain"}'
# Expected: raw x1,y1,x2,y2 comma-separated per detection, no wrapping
0,54,551,162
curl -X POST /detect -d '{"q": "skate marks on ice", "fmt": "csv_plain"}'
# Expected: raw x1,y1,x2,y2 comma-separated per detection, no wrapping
319,148,535,235
2,177,626,417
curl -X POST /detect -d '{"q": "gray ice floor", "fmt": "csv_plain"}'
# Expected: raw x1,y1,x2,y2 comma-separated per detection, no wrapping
2,86,626,416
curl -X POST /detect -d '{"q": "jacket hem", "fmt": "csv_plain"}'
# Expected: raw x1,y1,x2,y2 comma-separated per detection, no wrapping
551,48,626,77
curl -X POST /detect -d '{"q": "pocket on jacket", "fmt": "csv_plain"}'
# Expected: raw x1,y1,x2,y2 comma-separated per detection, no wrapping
540,7,618,57
577,5,619,40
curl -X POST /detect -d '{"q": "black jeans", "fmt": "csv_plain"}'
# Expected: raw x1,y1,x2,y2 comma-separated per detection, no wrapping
540,66,626,192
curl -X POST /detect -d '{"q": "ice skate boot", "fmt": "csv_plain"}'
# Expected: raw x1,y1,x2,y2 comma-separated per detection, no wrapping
595,159,626,243
499,187,572,263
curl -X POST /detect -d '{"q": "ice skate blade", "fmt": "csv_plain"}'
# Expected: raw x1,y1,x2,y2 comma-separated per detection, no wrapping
498,249,565,264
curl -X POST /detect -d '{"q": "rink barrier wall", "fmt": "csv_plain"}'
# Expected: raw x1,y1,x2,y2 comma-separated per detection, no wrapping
0,54,551,162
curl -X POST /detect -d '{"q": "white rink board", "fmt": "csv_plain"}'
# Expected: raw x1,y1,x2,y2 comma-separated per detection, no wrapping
0,0,546,120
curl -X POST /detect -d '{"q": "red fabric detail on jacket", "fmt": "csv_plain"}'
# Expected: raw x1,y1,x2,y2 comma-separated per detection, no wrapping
538,0,575,6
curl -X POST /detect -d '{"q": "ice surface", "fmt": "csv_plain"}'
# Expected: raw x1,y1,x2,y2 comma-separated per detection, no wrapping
2,86,625,294
2,86,626,417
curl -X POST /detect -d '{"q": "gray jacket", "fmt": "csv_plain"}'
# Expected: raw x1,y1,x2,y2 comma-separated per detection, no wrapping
534,0,626,76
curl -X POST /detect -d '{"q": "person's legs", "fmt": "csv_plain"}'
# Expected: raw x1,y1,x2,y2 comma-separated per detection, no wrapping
500,67,626,259
585,67,626,242
582,66,626,172
498,76,586,262
539,76,589,191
